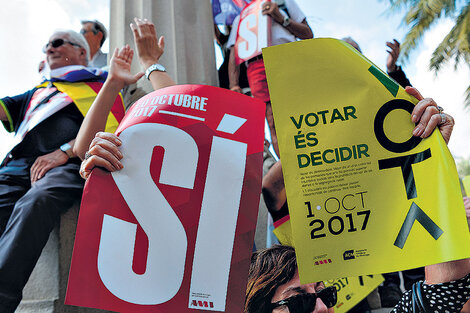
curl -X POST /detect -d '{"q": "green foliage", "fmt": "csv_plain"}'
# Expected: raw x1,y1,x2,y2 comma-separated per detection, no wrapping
385,0,470,107
456,156,470,178
456,156,470,196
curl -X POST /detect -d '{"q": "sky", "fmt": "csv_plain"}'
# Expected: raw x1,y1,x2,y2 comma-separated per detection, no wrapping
1,0,469,164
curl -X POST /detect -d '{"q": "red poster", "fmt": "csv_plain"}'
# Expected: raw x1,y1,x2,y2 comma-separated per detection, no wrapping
234,0,272,64
65,85,265,312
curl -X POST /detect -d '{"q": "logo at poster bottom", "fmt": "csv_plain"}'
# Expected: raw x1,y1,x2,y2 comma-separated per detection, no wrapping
314,259,332,265
191,300,214,308
343,250,355,260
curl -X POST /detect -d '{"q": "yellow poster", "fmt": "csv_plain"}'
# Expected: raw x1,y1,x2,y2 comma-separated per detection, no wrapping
325,276,382,313
263,38,470,283
273,217,383,313
463,175,470,196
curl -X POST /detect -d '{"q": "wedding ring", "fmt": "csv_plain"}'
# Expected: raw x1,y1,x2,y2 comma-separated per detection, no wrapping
439,113,447,125
84,151,92,160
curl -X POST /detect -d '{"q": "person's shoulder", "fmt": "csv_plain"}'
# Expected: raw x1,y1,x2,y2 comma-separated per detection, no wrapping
98,50,107,60
284,0,306,21
2,87,37,101
232,14,240,26
284,0,303,11
285,0,299,7
90,50,108,68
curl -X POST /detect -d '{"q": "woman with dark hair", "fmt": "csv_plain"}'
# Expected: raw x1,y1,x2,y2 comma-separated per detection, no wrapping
246,242,470,313
246,245,335,313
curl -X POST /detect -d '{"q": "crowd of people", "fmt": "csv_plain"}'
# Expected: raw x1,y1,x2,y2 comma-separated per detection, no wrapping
0,1,469,312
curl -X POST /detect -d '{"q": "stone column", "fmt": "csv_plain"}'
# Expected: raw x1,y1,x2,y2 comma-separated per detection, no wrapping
109,0,218,101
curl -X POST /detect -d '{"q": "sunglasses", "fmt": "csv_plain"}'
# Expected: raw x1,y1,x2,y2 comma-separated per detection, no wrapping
80,29,97,35
271,286,337,313
43,39,82,53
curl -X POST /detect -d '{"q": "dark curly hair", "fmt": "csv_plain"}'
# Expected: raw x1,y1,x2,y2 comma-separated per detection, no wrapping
245,245,298,313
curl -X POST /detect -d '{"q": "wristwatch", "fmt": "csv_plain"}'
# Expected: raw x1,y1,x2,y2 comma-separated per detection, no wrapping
145,63,166,80
60,143,74,158
282,16,291,27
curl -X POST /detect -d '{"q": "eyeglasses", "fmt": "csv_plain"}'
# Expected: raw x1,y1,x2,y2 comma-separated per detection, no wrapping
271,286,337,313
43,39,82,53
80,29,97,35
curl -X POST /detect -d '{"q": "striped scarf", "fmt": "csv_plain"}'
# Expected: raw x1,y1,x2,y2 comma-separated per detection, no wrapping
10,65,125,151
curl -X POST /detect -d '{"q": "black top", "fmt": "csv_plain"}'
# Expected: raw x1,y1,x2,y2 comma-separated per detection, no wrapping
388,66,412,89
391,273,470,312
1,87,83,159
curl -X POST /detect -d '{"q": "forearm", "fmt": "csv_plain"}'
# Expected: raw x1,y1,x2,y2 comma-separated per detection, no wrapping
144,64,176,91
425,258,470,284
141,58,175,91
281,19,313,40
228,47,240,88
388,66,412,88
74,79,122,160
64,139,76,156
262,161,287,213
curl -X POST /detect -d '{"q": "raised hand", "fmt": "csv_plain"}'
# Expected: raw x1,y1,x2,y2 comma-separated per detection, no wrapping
386,39,401,73
108,45,144,90
131,18,165,69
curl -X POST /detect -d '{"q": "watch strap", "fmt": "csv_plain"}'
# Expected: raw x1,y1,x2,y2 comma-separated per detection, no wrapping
282,16,291,27
145,63,166,80
60,143,74,158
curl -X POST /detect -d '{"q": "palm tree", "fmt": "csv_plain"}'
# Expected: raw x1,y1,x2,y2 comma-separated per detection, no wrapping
385,0,470,107
456,156,470,195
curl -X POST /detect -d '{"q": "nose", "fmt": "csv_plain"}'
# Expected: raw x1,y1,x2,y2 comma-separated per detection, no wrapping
44,43,54,54
312,298,329,313
44,41,60,54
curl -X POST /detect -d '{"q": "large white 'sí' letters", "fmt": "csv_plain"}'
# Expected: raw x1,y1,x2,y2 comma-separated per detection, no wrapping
237,0,268,60
257,1,268,53
237,14,257,59
97,123,198,305
97,113,248,309
189,136,247,311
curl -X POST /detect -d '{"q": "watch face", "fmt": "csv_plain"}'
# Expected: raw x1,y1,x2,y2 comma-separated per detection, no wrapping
283,17,290,26
154,64,165,72
60,143,73,158
61,143,71,152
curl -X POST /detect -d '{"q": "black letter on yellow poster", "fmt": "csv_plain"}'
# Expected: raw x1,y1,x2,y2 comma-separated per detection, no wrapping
378,149,431,200
394,202,443,249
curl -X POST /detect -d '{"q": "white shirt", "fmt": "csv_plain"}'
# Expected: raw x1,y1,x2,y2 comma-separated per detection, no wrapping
227,0,307,48
89,49,108,69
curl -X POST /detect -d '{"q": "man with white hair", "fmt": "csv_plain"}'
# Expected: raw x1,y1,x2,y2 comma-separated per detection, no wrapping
0,29,123,312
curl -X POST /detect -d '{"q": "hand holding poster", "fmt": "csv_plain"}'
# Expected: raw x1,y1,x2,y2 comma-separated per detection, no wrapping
263,38,470,283
66,85,265,312
234,0,271,64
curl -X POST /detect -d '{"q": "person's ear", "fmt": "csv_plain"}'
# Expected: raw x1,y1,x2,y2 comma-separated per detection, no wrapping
79,48,88,62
